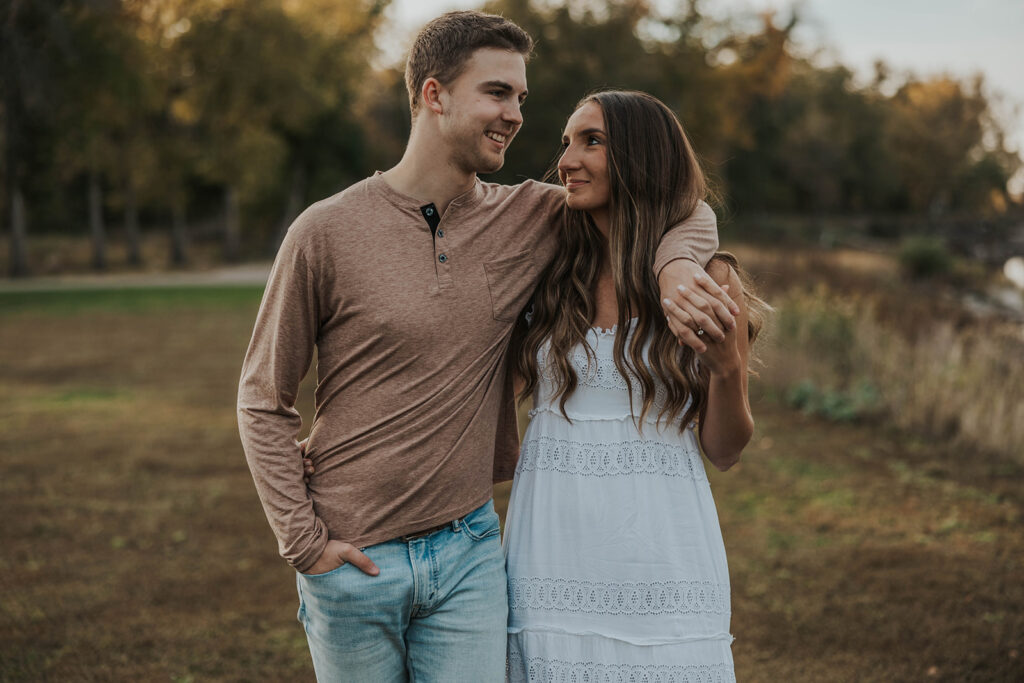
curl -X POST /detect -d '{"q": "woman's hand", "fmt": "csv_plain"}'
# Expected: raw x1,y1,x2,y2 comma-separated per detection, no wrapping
659,260,738,353
299,438,315,483
688,284,743,378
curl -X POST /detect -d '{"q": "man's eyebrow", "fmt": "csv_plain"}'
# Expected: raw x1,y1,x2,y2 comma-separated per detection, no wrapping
482,80,528,99
481,80,513,92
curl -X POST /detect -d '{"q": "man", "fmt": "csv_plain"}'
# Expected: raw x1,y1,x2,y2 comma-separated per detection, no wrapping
237,10,735,682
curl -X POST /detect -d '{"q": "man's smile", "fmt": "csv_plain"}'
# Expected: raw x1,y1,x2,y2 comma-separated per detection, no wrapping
485,130,510,147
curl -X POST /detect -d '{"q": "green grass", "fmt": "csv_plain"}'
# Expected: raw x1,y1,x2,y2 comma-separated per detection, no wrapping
0,285,264,315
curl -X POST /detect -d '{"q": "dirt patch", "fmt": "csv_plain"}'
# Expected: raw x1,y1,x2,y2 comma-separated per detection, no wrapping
1,292,1021,681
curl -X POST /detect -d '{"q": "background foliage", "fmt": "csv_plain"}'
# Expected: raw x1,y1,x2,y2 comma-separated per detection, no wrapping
2,0,1021,275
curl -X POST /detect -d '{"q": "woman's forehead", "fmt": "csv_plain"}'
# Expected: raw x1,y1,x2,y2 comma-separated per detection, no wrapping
564,101,605,136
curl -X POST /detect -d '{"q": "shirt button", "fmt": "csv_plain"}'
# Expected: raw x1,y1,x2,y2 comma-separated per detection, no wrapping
425,207,434,216
438,254,448,263
437,229,444,238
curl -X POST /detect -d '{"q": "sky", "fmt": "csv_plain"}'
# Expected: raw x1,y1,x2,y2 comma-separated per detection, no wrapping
381,0,1024,195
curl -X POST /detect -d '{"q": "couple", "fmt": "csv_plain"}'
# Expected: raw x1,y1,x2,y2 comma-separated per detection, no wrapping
237,10,762,683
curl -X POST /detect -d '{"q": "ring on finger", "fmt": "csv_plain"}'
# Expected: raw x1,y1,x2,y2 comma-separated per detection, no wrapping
696,328,705,337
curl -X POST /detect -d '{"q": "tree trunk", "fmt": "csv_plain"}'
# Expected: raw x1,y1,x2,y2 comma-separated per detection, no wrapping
273,162,306,252
124,180,141,266
8,184,28,277
223,184,240,262
171,200,188,266
89,169,107,270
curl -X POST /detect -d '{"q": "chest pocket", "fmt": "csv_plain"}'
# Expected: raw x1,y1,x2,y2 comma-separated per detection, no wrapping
483,250,536,322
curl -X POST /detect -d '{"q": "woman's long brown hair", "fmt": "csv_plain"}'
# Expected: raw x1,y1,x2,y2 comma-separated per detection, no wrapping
513,90,766,430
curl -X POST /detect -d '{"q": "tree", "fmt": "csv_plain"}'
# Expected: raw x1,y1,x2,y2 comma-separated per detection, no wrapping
55,0,150,270
888,75,1018,214
1,0,74,276
175,0,389,259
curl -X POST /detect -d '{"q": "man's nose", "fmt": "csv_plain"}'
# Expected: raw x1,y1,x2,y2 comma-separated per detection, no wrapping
504,100,523,126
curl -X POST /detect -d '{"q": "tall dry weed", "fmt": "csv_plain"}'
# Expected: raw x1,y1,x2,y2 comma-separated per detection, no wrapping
760,285,1024,461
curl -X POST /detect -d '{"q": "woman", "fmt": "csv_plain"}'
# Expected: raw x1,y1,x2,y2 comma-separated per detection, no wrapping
503,90,767,682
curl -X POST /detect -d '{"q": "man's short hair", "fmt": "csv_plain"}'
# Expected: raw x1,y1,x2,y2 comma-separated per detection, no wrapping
405,10,533,117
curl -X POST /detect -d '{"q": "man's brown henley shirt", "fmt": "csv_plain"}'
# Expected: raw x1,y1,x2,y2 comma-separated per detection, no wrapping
237,174,718,571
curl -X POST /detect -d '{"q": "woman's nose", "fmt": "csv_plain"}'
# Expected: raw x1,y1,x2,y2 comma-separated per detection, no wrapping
558,146,579,172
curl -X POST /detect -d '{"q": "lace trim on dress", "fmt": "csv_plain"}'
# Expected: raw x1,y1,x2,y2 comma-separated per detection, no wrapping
508,578,730,616
538,346,632,391
537,342,681,413
527,406,699,433
515,435,704,479
507,647,736,683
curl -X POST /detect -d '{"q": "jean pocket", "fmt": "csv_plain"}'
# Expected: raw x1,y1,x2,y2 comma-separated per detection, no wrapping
460,501,500,541
298,561,348,579
483,250,535,322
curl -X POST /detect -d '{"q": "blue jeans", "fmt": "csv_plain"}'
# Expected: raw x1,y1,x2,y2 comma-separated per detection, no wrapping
295,500,507,682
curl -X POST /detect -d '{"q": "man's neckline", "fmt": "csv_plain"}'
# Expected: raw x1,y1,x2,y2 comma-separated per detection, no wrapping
371,171,484,213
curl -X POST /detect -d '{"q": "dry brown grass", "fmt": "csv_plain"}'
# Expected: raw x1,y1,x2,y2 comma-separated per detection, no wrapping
731,244,1024,462
1,286,1022,681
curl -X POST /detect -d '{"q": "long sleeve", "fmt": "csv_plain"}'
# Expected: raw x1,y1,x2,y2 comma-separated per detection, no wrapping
237,225,328,572
653,200,719,273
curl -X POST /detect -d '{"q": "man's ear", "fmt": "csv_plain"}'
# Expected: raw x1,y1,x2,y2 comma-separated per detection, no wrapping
422,78,445,115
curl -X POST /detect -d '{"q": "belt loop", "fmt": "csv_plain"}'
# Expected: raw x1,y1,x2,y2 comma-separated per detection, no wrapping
451,518,461,533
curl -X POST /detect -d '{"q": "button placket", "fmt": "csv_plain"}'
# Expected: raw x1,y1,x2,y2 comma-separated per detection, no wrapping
420,202,454,290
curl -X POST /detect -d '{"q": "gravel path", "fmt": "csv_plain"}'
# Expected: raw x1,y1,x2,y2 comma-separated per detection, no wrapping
0,263,272,292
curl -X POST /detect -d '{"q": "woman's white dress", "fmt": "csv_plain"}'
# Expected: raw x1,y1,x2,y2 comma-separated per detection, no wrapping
504,323,736,682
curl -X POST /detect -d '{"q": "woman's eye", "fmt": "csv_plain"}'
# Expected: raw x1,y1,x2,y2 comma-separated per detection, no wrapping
587,136,601,146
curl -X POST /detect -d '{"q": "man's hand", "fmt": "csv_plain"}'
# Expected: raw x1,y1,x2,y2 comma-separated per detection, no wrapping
659,258,738,353
304,539,380,576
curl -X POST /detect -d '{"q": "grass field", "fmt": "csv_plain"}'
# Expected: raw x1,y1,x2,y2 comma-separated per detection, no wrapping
1,284,1022,681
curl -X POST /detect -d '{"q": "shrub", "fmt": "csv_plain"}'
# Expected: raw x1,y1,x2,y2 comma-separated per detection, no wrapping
898,236,952,279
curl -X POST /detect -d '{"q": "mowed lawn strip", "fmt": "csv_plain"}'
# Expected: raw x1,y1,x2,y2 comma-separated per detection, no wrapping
1,287,1021,681
0,284,265,315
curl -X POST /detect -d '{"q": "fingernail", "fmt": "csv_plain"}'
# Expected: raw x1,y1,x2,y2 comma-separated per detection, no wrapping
695,273,704,280
676,285,686,292
662,298,672,307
